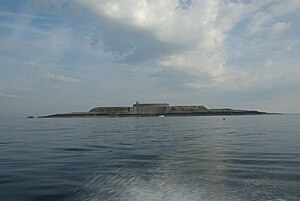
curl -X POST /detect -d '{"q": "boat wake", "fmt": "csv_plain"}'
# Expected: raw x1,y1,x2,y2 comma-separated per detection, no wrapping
66,160,241,201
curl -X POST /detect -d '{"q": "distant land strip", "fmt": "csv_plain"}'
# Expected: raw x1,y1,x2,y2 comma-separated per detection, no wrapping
38,102,276,118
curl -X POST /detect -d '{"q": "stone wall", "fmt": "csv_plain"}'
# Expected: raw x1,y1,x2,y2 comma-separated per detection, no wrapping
130,103,169,115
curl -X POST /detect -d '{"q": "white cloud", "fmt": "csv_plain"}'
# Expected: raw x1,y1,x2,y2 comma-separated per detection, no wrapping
75,0,269,89
270,22,290,35
76,0,274,49
0,86,24,99
0,9,73,71
77,0,222,48
286,40,300,51
0,9,55,20
45,73,79,83
0,22,51,36
0,86,7,90
16,86,32,92
247,0,300,34
0,93,23,99
70,1,300,91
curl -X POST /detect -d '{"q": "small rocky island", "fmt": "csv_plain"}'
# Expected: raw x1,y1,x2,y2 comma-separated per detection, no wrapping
38,102,272,118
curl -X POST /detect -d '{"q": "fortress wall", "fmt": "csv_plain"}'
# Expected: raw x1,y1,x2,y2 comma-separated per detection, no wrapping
129,107,137,114
130,104,169,114
136,106,168,114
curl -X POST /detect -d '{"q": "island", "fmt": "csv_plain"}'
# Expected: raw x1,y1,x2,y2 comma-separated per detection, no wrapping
38,102,274,118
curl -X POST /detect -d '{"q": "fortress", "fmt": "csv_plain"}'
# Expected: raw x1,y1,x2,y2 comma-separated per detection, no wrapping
89,102,209,115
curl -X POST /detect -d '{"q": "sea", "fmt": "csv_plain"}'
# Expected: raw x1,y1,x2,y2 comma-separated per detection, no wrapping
0,115,299,201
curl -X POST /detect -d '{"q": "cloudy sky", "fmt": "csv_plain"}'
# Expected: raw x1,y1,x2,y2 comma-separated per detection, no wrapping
0,0,300,117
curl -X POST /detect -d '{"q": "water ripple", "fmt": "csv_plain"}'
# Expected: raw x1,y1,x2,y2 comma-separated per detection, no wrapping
0,115,299,201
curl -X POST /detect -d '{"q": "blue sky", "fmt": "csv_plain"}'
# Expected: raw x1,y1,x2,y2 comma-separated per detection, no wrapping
0,0,300,117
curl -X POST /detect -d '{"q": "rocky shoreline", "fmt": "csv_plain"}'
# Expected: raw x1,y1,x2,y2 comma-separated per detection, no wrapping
38,109,272,118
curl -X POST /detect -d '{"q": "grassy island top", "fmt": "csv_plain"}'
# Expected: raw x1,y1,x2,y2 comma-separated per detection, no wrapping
170,105,208,111
89,107,130,113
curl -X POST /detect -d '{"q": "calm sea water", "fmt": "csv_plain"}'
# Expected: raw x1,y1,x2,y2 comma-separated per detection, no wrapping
0,115,299,201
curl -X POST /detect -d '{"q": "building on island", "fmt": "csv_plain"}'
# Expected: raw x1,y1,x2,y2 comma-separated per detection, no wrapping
129,101,170,115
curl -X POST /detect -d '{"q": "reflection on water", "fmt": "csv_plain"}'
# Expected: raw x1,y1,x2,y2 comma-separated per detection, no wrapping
0,115,299,201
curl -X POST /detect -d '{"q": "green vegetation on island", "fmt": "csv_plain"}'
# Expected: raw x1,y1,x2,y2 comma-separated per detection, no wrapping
89,107,130,113
170,105,208,111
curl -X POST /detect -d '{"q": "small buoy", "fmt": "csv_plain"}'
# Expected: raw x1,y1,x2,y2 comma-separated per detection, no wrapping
223,117,225,121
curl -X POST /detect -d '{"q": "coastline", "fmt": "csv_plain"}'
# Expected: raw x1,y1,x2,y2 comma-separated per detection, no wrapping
38,110,275,118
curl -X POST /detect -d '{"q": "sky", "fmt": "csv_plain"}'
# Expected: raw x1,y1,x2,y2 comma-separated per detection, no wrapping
0,0,300,117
